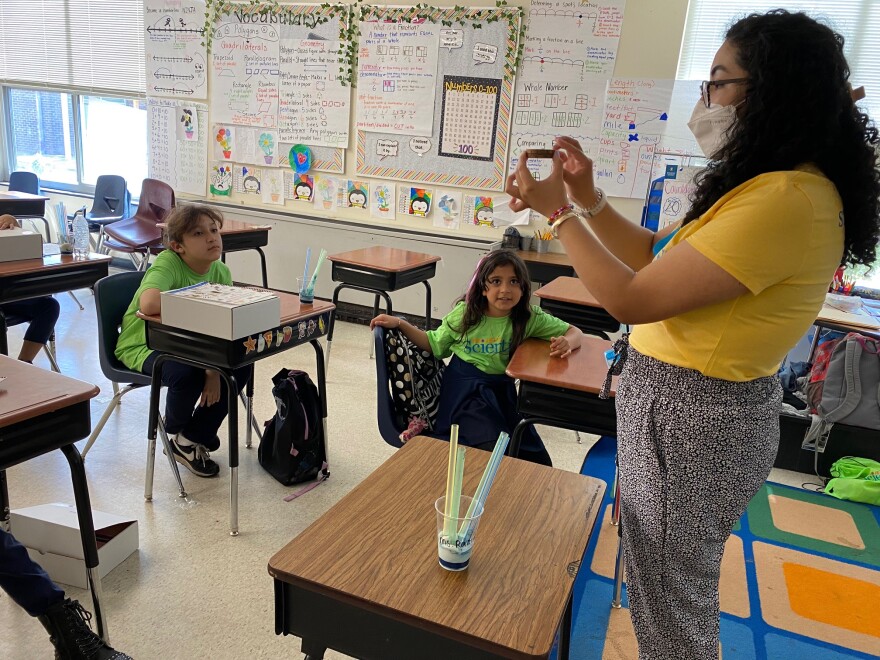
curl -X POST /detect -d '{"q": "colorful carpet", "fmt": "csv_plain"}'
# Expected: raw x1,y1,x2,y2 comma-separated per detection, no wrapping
569,436,880,659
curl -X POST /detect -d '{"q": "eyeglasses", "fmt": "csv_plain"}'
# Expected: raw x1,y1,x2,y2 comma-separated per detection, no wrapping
699,78,749,108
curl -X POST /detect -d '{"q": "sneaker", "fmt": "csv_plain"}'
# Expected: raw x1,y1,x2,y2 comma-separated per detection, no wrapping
38,598,133,660
170,433,219,478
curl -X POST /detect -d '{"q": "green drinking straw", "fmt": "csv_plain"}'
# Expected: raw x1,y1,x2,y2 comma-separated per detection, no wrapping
443,425,461,539
306,248,328,295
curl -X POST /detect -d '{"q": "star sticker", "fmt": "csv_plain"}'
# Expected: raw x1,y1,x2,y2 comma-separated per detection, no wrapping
243,336,256,354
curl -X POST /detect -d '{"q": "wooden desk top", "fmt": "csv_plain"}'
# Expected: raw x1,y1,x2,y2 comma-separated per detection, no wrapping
138,289,334,326
156,219,272,234
328,246,441,272
0,356,99,427
534,276,601,308
0,253,111,277
518,249,572,267
269,435,604,657
0,191,50,203
506,336,617,396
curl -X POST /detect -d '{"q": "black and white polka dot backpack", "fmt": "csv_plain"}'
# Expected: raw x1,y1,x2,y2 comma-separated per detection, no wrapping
383,328,445,431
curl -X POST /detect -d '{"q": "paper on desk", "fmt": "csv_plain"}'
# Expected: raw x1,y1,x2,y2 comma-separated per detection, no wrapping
819,304,880,330
165,282,277,307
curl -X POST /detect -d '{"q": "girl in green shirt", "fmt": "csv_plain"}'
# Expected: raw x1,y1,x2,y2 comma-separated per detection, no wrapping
371,250,581,465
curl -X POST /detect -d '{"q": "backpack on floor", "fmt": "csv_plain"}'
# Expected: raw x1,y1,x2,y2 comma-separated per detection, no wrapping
258,368,328,487
824,456,880,505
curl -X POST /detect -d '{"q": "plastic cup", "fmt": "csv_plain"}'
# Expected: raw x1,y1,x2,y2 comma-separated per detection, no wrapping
297,276,314,304
435,495,484,572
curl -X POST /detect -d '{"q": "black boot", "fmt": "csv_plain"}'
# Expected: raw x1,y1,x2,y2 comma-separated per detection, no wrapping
37,598,133,660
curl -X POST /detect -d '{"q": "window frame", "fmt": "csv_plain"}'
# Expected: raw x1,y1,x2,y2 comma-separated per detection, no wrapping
1,84,147,197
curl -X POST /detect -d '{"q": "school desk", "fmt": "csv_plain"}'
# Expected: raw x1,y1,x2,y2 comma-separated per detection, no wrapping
138,291,334,535
218,219,271,288
0,252,111,355
268,435,605,659
505,336,618,458
519,249,575,285
534,276,620,338
156,219,272,288
807,301,880,361
0,190,49,217
325,246,441,364
0,357,108,640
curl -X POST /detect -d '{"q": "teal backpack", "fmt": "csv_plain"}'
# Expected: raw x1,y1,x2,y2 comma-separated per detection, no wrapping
824,457,880,506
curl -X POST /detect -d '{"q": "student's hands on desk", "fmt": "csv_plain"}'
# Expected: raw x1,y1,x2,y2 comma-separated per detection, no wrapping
0,214,20,230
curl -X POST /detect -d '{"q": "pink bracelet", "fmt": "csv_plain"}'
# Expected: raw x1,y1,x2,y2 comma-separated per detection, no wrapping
548,203,573,224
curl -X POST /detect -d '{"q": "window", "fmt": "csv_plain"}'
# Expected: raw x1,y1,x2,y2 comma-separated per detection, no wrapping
677,1,880,121
1,1,146,193
80,96,149,188
6,87,148,193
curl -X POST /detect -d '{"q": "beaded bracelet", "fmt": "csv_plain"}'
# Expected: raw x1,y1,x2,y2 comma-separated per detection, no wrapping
547,203,574,224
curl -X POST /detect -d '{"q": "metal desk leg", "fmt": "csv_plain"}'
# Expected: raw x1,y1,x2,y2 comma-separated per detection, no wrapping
255,247,269,288
559,594,573,660
310,339,330,475
0,471,8,531
807,324,821,363
218,369,241,536
422,280,433,329
325,284,345,369
60,444,108,643
612,480,624,608
145,355,187,501
244,375,255,449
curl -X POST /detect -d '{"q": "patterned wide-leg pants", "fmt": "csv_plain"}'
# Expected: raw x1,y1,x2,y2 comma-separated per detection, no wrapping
615,347,781,660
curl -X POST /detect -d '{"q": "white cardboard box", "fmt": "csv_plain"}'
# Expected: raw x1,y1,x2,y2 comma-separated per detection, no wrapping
160,282,281,340
10,503,139,589
0,227,43,262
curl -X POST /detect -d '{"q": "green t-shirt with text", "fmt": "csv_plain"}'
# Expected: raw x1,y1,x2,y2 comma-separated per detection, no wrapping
115,250,232,372
427,302,570,375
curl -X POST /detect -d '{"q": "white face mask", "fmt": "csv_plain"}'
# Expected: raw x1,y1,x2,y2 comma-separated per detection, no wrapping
687,99,738,158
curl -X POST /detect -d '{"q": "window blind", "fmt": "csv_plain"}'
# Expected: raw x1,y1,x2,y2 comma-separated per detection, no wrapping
676,0,880,120
0,0,146,97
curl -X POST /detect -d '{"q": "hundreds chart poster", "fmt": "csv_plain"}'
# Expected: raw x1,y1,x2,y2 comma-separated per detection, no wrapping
148,99,208,196
356,21,440,136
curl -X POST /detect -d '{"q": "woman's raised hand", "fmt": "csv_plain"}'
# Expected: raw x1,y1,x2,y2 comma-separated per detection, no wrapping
506,151,568,218
553,137,598,209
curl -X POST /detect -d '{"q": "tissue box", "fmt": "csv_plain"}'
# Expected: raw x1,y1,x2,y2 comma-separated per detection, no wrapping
10,503,139,589
0,227,42,262
160,282,281,340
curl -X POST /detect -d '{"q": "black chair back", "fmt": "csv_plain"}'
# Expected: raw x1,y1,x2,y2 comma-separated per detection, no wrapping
88,175,131,221
94,271,151,386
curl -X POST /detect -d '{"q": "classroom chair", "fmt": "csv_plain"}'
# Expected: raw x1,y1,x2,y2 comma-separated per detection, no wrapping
79,175,131,253
373,326,405,448
81,272,188,499
102,178,175,270
8,171,52,242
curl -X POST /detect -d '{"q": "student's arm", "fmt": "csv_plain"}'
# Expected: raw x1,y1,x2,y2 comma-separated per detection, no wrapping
549,324,582,359
370,314,432,353
139,289,161,316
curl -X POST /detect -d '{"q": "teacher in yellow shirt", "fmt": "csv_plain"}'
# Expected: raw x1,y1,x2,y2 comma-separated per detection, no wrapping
506,10,880,660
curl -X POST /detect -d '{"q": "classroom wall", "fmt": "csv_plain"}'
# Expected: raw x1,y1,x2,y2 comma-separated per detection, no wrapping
9,0,693,317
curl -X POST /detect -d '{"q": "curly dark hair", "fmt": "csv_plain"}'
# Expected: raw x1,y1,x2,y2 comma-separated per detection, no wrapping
683,9,880,268
454,249,532,355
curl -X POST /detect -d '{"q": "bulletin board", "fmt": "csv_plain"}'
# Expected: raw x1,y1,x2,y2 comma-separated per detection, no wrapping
209,3,348,174
356,6,519,191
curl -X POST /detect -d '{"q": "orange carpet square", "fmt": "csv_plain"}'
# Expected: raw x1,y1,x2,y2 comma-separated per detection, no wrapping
783,563,880,638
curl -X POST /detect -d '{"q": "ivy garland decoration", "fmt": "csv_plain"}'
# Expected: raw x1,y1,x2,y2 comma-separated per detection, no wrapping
201,0,526,86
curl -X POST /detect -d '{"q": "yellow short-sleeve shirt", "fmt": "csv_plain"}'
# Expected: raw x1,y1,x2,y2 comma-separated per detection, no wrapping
630,167,844,382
